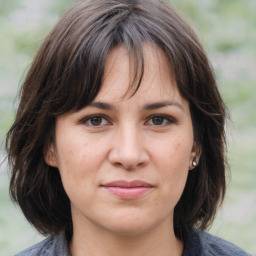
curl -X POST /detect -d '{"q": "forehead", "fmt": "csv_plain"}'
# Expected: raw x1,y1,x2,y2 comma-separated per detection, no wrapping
97,44,182,103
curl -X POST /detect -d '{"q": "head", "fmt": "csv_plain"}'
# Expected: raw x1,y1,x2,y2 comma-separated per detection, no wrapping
6,0,227,239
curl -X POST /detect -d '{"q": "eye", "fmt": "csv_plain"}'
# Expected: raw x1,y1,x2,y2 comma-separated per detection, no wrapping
80,115,110,127
146,115,174,126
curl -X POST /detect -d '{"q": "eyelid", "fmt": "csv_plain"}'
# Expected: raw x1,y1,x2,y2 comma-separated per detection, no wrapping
145,114,176,126
78,114,111,126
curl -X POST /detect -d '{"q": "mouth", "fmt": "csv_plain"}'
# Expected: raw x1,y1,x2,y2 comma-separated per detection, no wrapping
101,180,154,200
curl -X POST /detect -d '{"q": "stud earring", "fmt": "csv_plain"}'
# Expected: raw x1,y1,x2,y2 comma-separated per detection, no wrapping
192,159,197,167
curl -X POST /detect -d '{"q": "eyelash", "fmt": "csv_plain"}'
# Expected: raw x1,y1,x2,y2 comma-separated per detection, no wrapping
146,114,175,126
79,114,175,127
79,114,110,127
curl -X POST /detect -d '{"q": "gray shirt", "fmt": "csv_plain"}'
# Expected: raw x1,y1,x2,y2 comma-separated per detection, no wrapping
14,227,252,256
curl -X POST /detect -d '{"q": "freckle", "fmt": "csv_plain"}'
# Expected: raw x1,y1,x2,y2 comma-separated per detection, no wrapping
175,143,181,150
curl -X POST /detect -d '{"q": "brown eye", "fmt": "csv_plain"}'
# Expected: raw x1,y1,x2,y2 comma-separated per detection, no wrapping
146,115,174,127
90,116,103,126
80,115,109,127
152,116,164,125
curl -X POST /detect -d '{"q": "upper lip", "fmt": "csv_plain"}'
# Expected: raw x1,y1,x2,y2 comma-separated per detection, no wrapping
102,180,153,188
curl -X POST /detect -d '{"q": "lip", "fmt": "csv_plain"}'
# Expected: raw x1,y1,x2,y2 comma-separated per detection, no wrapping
101,180,154,200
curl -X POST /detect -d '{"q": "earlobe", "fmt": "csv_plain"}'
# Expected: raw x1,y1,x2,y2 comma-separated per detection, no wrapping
192,158,197,167
189,157,198,170
189,142,201,170
44,143,58,168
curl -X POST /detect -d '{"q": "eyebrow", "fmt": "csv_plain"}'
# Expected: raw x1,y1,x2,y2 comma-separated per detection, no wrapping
88,102,115,110
143,101,185,112
88,100,184,112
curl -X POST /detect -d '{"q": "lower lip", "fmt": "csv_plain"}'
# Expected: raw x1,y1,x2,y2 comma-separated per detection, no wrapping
103,187,153,200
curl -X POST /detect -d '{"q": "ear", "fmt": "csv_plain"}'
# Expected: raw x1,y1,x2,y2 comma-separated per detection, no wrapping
189,142,201,170
44,143,58,168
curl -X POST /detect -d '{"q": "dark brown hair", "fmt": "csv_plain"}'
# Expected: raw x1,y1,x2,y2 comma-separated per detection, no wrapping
6,0,227,239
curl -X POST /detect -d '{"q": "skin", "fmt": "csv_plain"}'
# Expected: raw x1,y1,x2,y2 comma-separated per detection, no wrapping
45,45,200,256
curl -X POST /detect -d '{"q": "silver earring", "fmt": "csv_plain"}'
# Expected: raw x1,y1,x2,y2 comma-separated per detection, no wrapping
192,159,197,167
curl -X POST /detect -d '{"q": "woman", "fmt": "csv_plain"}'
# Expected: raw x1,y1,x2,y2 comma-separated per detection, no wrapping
6,0,251,255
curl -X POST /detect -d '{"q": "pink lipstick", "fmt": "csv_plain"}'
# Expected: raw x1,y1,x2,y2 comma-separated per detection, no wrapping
101,180,154,200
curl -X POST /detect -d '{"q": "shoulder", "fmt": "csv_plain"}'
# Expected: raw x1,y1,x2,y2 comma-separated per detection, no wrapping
196,229,252,256
14,231,70,256
14,236,54,256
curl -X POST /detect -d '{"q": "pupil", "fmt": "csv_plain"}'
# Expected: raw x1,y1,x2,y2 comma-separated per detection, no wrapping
153,116,163,125
91,117,102,126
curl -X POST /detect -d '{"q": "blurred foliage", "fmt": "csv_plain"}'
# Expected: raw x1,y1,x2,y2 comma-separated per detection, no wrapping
0,0,255,254
0,0,22,17
176,0,256,55
0,0,76,138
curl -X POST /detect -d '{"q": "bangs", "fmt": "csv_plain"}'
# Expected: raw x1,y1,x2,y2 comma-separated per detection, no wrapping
46,5,153,115
41,0,193,116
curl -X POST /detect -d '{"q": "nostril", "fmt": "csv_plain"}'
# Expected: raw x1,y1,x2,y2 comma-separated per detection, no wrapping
108,131,150,170
109,153,149,171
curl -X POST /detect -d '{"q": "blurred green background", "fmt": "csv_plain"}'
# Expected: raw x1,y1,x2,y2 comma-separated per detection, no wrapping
0,0,255,255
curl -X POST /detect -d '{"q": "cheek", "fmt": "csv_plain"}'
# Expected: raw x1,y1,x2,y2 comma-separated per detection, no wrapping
55,133,109,185
155,136,192,168
153,136,192,196
55,140,97,204
55,134,91,183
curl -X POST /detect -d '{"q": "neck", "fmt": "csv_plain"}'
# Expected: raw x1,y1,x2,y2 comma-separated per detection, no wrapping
69,218,183,256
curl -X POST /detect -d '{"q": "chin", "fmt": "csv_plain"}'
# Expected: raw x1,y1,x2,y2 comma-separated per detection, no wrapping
101,210,161,237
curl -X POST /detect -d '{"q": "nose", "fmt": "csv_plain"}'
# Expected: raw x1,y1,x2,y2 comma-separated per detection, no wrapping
108,126,150,170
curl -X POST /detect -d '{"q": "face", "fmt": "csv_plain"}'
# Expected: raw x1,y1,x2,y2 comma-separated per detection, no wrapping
45,45,199,237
